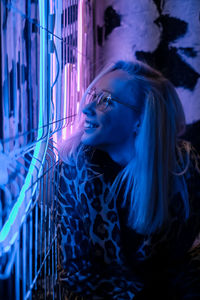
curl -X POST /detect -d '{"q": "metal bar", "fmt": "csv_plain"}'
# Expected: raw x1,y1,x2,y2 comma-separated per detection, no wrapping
51,161,56,300
29,206,33,299
25,234,57,300
44,160,48,300
22,214,27,299
39,175,43,280
34,193,38,290
15,237,20,300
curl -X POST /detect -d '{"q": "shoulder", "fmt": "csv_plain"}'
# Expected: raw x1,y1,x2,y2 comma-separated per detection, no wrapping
56,150,87,212
169,140,200,224
188,145,200,178
59,148,87,182
183,142,200,190
177,139,200,202
175,139,200,178
186,145,200,217
180,141,200,244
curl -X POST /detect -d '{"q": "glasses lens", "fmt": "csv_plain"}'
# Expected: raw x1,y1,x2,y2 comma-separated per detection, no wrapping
86,90,111,111
96,92,111,111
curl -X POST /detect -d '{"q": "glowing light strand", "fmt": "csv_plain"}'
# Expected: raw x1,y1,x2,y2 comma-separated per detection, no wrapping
0,0,49,258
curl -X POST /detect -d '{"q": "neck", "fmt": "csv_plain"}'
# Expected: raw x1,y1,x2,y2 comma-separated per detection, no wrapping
98,139,135,166
108,151,133,166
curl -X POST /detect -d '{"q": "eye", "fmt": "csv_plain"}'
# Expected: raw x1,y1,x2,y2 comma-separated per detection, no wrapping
102,95,111,103
99,93,112,105
86,90,114,111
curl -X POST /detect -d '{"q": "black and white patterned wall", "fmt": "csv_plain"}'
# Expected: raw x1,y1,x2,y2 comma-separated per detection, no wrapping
95,0,200,135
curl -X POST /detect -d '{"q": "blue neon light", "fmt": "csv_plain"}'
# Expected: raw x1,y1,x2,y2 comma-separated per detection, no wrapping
0,0,48,256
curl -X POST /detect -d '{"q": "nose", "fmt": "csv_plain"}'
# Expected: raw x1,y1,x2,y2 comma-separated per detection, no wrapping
82,101,96,116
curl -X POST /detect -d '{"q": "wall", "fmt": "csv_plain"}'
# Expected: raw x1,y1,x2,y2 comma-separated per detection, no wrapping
95,0,200,126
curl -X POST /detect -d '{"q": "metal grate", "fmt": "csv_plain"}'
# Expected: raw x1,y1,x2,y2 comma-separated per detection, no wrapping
0,0,94,299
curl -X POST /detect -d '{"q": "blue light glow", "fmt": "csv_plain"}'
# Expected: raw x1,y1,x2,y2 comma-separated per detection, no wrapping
0,0,48,256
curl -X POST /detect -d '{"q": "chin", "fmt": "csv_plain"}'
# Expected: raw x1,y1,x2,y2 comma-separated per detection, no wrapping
81,133,103,148
81,134,96,146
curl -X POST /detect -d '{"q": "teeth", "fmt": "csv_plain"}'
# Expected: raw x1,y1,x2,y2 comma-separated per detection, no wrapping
85,123,97,128
85,121,98,128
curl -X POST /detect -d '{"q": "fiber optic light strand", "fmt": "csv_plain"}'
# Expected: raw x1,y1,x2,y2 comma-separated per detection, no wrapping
1,113,77,144
0,0,49,258
63,64,68,140
51,0,62,160
77,0,83,93
1,0,89,59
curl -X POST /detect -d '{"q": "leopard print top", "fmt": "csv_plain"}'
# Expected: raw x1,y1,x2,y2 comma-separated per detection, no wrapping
56,145,200,299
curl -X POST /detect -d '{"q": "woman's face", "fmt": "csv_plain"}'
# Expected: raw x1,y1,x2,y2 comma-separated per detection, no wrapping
81,69,143,153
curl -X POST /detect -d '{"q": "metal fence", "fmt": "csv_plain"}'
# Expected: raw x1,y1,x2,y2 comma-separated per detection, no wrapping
0,0,94,299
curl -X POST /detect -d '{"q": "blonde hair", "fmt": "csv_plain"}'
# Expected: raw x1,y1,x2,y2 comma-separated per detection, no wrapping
60,60,192,235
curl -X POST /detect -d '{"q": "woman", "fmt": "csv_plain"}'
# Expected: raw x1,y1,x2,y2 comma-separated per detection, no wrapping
56,60,200,299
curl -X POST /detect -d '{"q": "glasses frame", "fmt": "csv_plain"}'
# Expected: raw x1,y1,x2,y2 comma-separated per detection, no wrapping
87,88,141,112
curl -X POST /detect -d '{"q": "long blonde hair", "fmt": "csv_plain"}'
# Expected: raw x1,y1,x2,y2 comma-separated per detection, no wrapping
60,60,191,235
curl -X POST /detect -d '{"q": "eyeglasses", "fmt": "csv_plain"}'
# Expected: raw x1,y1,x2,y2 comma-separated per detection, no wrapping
85,89,140,112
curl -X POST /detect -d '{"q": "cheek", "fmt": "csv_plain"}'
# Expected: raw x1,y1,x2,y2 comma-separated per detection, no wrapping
102,112,132,138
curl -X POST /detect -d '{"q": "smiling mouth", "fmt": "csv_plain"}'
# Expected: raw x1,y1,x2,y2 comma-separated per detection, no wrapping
84,120,99,128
